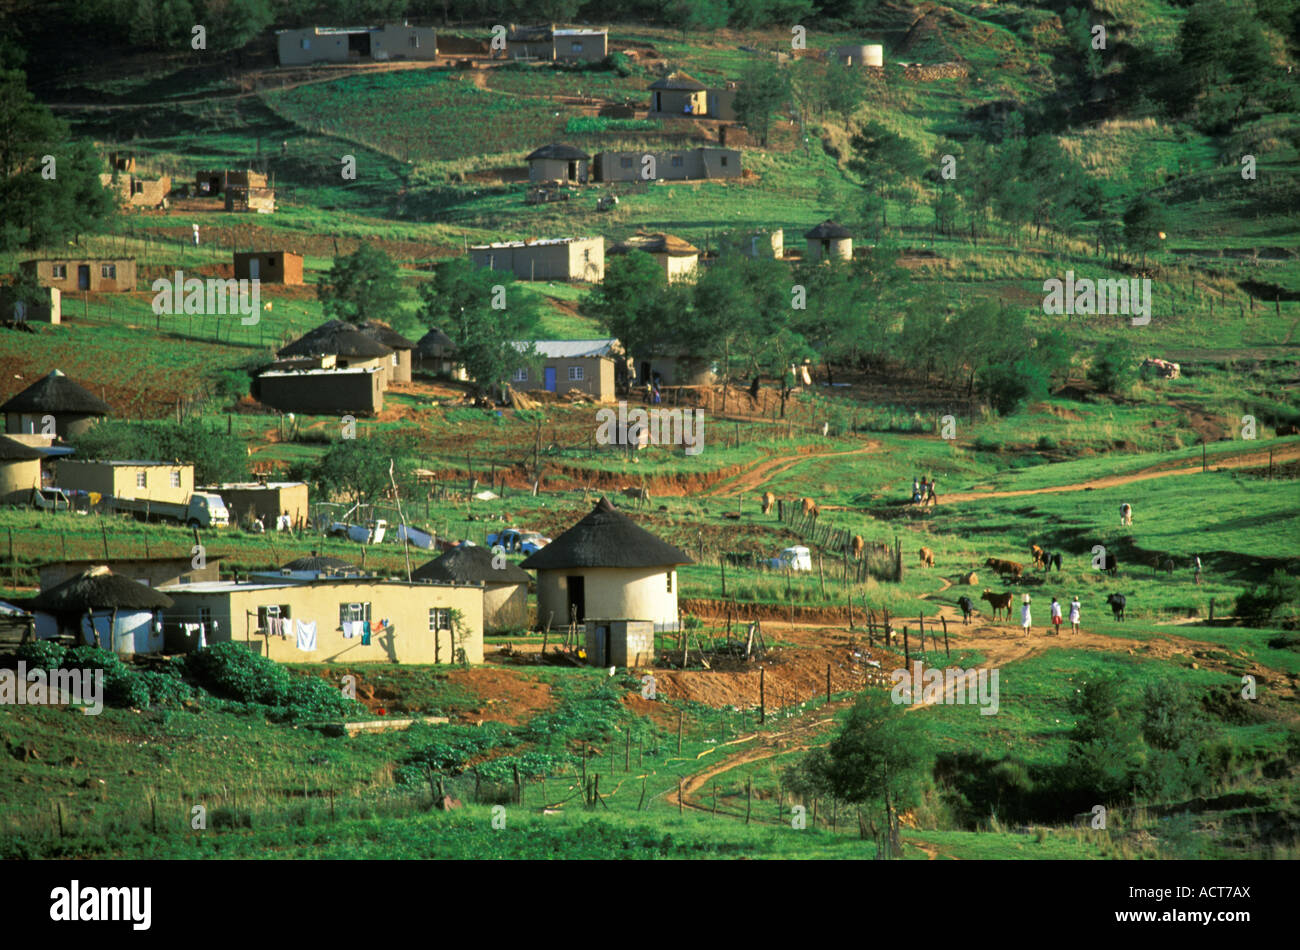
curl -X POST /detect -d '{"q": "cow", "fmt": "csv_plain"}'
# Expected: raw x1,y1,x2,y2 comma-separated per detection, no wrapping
760,491,776,515
1099,553,1118,577
981,590,1013,620
1030,544,1046,569
801,497,818,518
1046,552,1062,572
918,547,934,568
1107,593,1127,620
985,557,1024,579
957,595,974,624
1120,503,1132,526
621,486,650,505
1162,557,1175,576
851,535,865,560
724,552,756,568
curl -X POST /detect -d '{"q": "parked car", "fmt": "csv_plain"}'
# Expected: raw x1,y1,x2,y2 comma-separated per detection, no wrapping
764,546,812,572
487,528,523,552
31,487,72,512
330,519,387,544
519,532,551,555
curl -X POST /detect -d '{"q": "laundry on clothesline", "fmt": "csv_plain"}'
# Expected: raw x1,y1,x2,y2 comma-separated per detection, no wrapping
296,619,317,651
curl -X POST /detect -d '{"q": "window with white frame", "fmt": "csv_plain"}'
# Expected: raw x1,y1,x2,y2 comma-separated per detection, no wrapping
136,471,147,489
568,365,584,381
101,264,116,278
170,470,181,488
428,607,451,631
339,602,372,627
257,604,292,628
512,368,528,382
51,265,66,278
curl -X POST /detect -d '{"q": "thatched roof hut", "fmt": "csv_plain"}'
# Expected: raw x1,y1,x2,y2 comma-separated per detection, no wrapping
277,320,395,360
413,544,531,584
522,497,691,570
31,565,174,613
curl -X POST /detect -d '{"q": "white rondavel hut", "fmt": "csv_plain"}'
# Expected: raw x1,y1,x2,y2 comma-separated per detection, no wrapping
30,566,174,655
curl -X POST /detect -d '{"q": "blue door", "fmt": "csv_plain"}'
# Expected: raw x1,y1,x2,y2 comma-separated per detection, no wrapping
544,367,557,392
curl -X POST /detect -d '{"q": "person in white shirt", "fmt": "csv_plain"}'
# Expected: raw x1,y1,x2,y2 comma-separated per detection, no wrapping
1020,595,1032,634
1050,597,1062,635
1069,597,1081,634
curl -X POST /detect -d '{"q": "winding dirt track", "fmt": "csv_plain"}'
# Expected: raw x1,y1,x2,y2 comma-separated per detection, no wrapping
703,443,882,498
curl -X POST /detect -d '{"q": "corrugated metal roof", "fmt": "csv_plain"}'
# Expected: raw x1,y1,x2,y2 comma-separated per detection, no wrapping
470,236,599,249
512,339,619,359
258,366,380,378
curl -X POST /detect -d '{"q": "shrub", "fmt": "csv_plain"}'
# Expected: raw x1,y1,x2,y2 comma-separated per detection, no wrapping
980,358,1050,415
16,640,66,668
1235,570,1300,628
1087,339,1136,394
184,642,293,705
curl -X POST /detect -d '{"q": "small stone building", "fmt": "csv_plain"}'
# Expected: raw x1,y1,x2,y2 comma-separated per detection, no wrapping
99,173,171,208
526,143,591,184
21,258,136,294
804,221,853,262
234,251,303,284
584,618,654,668
470,236,604,283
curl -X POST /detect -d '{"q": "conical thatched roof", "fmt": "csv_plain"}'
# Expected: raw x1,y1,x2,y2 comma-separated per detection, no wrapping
357,320,416,350
526,143,590,161
417,328,456,354
30,566,174,612
520,497,693,570
0,370,111,416
805,220,852,240
413,544,531,584
650,71,707,91
277,320,394,360
612,231,699,257
0,436,45,461
281,555,359,573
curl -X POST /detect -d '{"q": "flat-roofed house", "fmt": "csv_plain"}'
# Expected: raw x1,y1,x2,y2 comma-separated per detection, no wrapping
412,544,531,633
99,173,171,208
470,236,604,283
509,339,621,401
234,251,303,284
610,232,699,283
593,147,740,182
201,482,309,530
158,576,484,664
526,143,590,184
56,460,195,505
2,369,111,438
256,365,385,415
0,285,60,324
276,23,438,66
21,258,136,294
521,496,692,629
505,24,607,62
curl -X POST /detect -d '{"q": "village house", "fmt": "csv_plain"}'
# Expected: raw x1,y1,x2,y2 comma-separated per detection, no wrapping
0,285,60,323
610,231,700,283
158,576,485,664
412,544,531,633
633,344,715,387
526,143,591,184
99,171,171,208
647,73,738,120
256,365,385,415
510,339,622,401
195,169,266,197
233,251,303,284
56,459,194,505
357,321,417,383
21,258,136,294
592,147,740,182
200,481,309,531
415,328,467,380
470,236,604,283
38,555,223,592
276,23,438,66
31,566,173,656
584,618,655,668
2,369,111,439
505,24,607,62
250,554,367,583
226,184,276,213
0,436,45,505
277,320,397,387
521,497,692,630
804,220,853,262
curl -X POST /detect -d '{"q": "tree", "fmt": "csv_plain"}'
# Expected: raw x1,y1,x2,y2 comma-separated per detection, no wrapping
1087,338,1136,394
1122,195,1167,269
318,244,406,325
1066,676,1145,803
847,120,924,230
70,421,247,484
581,251,671,364
0,69,115,251
790,692,927,857
734,58,791,147
312,438,412,510
666,0,729,40
416,258,541,399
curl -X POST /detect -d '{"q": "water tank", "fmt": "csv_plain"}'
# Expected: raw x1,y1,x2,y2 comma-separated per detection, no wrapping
832,44,883,67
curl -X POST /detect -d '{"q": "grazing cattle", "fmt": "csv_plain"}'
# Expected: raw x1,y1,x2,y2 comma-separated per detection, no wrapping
760,492,776,515
918,547,935,568
724,552,756,568
1030,544,1046,568
1120,503,1133,526
851,535,865,560
1107,593,1127,620
621,486,650,504
981,590,1013,620
1099,553,1118,577
985,557,1024,579
801,497,818,517
1162,557,1175,576
957,595,974,624
1047,552,1062,572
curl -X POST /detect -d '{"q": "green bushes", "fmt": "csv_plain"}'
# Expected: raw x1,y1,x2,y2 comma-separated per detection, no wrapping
182,642,363,722
564,116,660,133
1235,570,1300,628
16,641,193,709
1087,339,1137,394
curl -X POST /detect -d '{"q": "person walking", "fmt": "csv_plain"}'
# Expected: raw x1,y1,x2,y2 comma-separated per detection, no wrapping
1069,596,1081,635
912,476,920,503
192,223,200,248
1193,554,1202,586
1050,597,1062,635
1020,594,1032,635
926,476,938,507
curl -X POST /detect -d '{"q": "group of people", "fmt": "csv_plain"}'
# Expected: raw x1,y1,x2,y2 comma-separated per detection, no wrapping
1020,594,1082,635
911,475,938,506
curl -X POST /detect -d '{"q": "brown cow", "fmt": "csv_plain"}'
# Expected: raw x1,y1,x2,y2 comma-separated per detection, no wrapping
760,492,776,515
919,547,935,568
851,535,865,560
1030,544,1046,569
981,589,1013,620
985,557,1024,579
800,497,817,517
